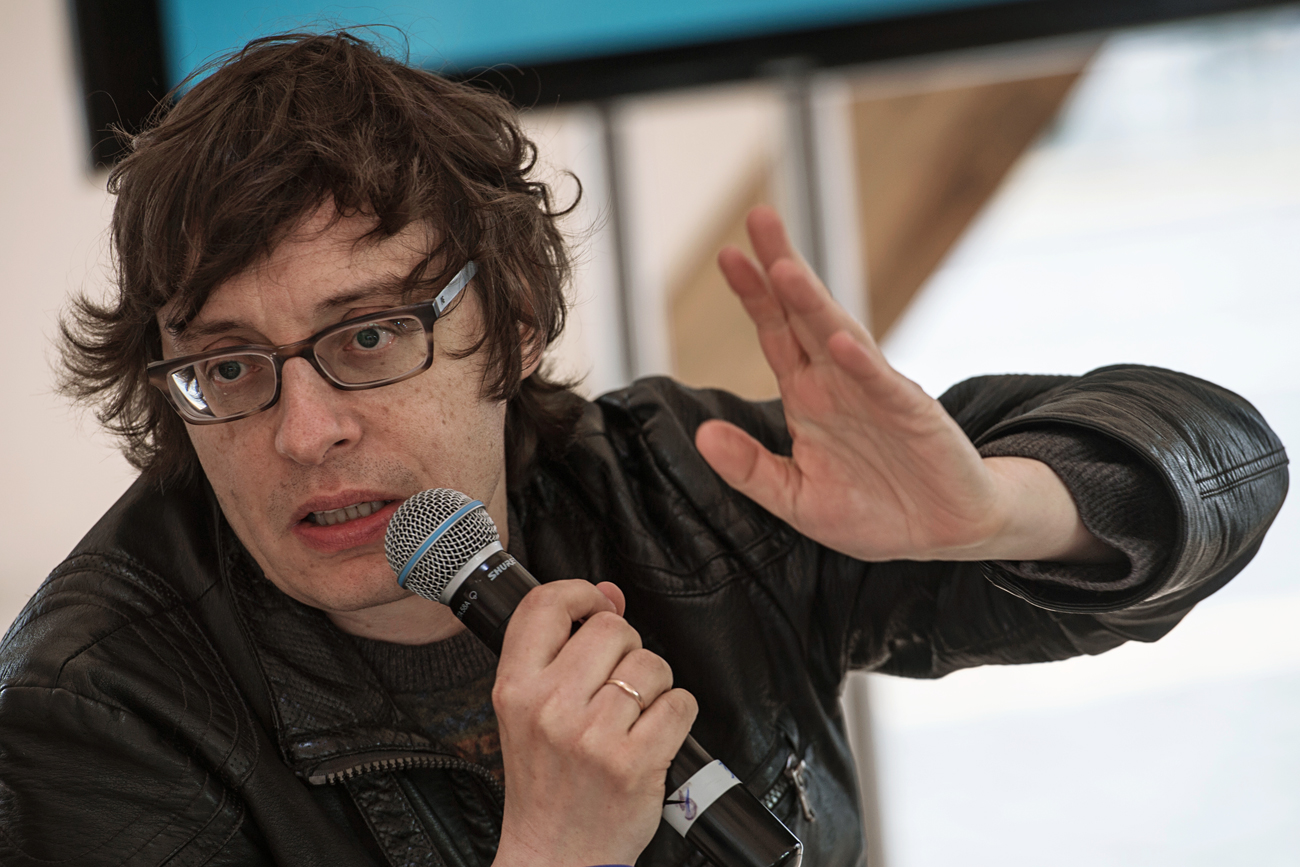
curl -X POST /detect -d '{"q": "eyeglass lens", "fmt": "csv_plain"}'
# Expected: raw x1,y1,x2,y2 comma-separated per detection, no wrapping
165,314,430,420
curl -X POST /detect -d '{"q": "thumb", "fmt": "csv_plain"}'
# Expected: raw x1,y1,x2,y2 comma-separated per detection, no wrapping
594,581,626,616
695,420,797,519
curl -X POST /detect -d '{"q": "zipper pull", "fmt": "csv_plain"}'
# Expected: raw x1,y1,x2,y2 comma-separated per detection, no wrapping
784,755,816,822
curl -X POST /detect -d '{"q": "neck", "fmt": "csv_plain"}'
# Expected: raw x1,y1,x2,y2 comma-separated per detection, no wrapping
329,593,468,644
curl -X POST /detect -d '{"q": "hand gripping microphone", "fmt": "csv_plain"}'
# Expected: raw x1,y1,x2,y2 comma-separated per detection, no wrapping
385,489,803,867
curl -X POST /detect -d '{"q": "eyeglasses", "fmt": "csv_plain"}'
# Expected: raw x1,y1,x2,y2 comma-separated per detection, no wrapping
147,261,477,425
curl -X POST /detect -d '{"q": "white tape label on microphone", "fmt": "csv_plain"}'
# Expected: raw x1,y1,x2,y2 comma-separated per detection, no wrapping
662,760,741,836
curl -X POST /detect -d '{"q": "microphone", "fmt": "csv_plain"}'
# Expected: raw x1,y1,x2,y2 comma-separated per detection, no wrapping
385,489,803,867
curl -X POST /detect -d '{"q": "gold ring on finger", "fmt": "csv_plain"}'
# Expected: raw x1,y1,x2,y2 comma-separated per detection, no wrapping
604,678,646,711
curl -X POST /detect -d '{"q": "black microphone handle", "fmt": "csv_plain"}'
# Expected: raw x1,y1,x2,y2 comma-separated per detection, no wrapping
444,547,802,867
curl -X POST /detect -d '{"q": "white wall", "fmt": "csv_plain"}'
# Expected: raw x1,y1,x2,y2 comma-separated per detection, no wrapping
516,105,626,397
0,3,135,628
873,8,1300,865
617,83,784,378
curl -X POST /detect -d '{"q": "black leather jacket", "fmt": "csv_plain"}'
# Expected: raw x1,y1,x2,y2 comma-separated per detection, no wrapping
0,369,1287,866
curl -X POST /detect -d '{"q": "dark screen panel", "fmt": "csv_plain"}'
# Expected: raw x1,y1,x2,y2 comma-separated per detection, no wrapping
158,0,1009,86
74,0,1292,166
72,0,169,167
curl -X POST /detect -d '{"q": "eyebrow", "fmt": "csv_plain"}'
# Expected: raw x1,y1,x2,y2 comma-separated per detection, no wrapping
170,276,411,352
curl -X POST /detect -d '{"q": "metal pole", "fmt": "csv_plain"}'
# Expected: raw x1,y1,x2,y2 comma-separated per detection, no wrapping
781,64,828,277
595,99,638,385
780,64,887,867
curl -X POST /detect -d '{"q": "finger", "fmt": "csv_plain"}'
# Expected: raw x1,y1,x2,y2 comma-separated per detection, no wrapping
827,329,926,411
591,648,675,730
629,687,698,763
695,420,798,520
551,609,643,699
744,207,874,366
767,258,873,367
499,580,619,678
744,205,800,272
741,206,835,354
595,581,626,617
827,329,890,387
717,244,770,302
718,246,805,378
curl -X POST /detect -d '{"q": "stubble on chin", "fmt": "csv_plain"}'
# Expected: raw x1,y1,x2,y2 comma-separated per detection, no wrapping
214,454,427,607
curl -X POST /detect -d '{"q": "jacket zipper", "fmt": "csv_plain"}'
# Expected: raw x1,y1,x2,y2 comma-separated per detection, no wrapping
309,751,506,800
760,753,816,822
318,749,809,821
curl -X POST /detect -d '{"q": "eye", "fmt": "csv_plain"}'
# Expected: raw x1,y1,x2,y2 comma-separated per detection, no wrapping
210,359,248,383
349,325,397,351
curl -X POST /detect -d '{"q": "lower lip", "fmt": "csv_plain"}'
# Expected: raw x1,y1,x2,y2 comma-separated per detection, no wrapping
292,500,403,554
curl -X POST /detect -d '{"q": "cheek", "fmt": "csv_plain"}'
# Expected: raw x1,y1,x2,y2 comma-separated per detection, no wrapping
385,381,507,468
397,378,506,489
187,425,262,504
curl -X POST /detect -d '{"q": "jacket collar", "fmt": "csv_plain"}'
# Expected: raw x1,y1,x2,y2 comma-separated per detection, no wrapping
216,508,460,781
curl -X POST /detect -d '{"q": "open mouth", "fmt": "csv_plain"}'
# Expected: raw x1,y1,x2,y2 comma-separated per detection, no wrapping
307,499,394,527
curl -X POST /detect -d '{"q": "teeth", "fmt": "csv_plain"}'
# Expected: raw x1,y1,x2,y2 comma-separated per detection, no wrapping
310,500,389,526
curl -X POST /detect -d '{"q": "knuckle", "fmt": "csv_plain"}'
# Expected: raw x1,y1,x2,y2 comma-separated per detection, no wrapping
584,609,621,630
543,691,590,733
572,726,608,763
519,582,561,611
536,709,575,747
491,676,517,709
575,732,635,781
661,688,698,723
605,750,640,785
584,611,641,646
636,648,673,681
623,648,672,689
492,681,536,724
518,579,599,621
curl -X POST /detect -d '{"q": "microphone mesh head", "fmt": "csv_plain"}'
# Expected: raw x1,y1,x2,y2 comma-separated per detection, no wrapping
384,489,499,600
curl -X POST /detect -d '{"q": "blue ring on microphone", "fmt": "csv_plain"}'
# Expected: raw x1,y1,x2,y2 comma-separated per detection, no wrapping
397,499,484,588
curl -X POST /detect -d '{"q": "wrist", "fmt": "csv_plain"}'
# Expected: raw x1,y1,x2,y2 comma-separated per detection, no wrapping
493,824,645,867
976,456,1120,563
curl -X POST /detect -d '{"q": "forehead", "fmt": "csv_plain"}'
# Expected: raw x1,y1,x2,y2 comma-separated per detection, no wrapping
166,209,434,345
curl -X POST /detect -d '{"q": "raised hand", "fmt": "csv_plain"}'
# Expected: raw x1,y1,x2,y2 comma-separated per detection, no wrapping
694,206,1114,564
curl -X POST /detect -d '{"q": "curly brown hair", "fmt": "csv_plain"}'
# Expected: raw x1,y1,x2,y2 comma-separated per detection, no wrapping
61,31,584,485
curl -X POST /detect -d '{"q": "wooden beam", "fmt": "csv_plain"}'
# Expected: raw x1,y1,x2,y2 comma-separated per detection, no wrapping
853,68,1087,339
669,165,780,401
669,50,1093,393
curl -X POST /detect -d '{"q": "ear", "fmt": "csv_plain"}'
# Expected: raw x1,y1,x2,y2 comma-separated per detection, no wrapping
519,324,544,380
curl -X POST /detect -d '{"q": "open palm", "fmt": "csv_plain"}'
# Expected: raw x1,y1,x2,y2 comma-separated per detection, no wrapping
694,206,1010,562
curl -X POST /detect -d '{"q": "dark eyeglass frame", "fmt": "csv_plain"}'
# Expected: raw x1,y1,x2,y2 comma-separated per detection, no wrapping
147,261,477,425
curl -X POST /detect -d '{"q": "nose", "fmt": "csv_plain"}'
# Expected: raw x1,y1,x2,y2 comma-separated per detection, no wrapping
273,358,361,465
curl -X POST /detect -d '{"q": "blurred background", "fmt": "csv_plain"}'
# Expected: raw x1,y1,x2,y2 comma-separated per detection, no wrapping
3,1,1298,864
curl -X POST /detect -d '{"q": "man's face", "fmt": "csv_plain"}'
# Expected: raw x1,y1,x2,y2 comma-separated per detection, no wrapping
159,208,513,628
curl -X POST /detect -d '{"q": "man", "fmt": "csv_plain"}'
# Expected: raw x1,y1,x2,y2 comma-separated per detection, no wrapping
0,31,1286,867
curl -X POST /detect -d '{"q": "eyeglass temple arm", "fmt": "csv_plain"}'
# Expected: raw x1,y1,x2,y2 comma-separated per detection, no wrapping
434,262,477,316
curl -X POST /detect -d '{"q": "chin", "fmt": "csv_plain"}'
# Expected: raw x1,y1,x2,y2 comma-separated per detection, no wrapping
283,561,410,615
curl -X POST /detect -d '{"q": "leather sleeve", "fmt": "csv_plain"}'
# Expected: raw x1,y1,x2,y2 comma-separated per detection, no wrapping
978,426,1175,604
0,545,326,866
0,566,273,867
833,364,1288,677
0,685,271,866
